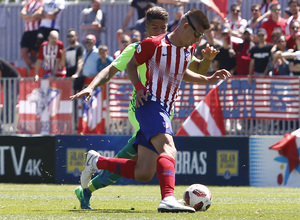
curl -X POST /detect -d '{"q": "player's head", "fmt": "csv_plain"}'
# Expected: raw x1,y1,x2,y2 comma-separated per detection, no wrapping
48,30,59,46
179,9,210,47
145,6,168,37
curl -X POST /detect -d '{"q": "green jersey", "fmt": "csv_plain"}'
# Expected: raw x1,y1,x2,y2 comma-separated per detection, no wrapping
112,42,145,131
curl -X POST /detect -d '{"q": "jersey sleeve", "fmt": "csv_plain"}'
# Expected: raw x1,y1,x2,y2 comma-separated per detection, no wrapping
134,38,156,65
112,43,138,71
37,43,45,60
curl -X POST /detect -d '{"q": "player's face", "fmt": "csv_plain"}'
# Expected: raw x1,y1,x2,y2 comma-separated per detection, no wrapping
184,16,204,47
146,19,168,37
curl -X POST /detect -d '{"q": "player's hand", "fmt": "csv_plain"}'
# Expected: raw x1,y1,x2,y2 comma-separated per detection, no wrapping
135,89,148,108
201,44,219,61
209,69,231,83
70,87,94,102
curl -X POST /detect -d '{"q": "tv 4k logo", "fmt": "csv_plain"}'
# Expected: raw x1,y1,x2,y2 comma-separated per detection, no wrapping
0,146,41,176
27,87,61,118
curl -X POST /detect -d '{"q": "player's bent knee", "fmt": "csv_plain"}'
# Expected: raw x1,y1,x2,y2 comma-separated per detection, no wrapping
135,171,155,182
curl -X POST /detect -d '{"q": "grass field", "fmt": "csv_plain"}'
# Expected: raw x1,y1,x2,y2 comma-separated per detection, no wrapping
0,184,300,220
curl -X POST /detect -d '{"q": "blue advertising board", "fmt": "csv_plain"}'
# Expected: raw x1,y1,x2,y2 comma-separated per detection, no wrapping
55,135,249,186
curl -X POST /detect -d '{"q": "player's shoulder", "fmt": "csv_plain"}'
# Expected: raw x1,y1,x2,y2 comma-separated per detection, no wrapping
142,34,165,46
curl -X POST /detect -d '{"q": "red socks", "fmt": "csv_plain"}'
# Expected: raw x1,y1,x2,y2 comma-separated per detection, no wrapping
156,155,175,200
96,156,136,179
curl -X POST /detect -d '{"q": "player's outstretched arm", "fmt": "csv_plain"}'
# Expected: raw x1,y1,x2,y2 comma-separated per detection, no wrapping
183,68,231,84
70,63,118,101
188,44,219,75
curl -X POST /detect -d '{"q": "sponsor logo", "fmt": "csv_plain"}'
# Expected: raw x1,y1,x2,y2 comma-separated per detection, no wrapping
67,149,86,176
217,150,238,179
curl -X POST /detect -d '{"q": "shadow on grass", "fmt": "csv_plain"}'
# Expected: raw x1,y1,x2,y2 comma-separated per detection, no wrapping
69,209,154,214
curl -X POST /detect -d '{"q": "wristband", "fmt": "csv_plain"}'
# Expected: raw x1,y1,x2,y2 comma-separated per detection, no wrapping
134,81,147,93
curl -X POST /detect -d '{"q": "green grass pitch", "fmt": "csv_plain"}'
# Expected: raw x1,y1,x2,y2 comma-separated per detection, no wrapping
0,184,300,220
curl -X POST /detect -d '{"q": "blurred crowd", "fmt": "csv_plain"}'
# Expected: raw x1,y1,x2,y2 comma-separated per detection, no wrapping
4,0,300,91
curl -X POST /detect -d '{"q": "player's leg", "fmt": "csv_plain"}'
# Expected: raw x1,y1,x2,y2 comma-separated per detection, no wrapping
151,133,195,213
76,134,137,209
88,134,137,192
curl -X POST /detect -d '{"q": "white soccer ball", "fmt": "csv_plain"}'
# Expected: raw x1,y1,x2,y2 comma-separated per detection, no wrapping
183,184,212,211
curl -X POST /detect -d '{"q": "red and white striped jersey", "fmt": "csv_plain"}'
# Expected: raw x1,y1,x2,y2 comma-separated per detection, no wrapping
37,41,64,76
23,0,43,32
134,34,196,113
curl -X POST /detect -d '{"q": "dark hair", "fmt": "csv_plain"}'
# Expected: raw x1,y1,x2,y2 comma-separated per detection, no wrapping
67,28,78,36
231,3,241,11
145,2,155,11
146,6,169,24
289,0,300,6
251,4,261,10
187,9,210,31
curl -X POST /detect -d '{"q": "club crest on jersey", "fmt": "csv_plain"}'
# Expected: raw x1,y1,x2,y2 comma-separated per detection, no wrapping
137,44,142,53
185,51,191,60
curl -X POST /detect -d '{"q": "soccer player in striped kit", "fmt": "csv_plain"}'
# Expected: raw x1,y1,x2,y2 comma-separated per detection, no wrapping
78,8,230,212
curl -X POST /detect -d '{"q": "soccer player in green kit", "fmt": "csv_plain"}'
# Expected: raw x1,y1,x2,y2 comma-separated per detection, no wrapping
71,6,222,209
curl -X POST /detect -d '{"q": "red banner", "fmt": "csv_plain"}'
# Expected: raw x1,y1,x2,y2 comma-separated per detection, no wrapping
18,79,73,134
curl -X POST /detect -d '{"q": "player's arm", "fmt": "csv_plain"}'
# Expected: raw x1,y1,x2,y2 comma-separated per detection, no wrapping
188,44,219,75
71,43,137,101
127,56,147,108
127,39,155,107
70,63,118,101
183,68,231,84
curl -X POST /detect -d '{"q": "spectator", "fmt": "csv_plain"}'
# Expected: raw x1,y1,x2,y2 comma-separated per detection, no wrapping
38,0,65,42
129,2,155,40
97,45,113,72
225,2,247,38
284,7,293,19
122,0,189,29
227,0,243,14
213,28,236,75
248,28,273,84
260,2,286,44
82,34,99,78
0,58,19,127
285,0,300,36
20,0,43,70
79,0,106,46
113,34,131,77
167,2,184,32
272,34,290,75
289,32,300,75
34,30,65,81
113,34,131,60
286,20,300,50
247,4,264,43
73,34,99,92
130,29,141,43
271,29,283,45
61,29,84,78
231,28,254,76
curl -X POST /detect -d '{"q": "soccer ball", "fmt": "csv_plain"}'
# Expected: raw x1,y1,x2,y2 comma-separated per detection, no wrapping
183,184,212,211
